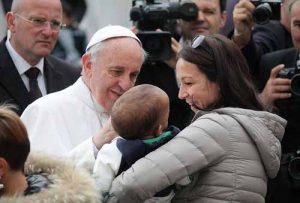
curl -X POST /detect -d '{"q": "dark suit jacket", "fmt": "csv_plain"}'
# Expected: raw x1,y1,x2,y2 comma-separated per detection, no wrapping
258,48,300,154
0,38,81,115
241,20,293,76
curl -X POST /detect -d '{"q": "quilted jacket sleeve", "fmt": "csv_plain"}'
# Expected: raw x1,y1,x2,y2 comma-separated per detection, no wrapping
107,118,228,203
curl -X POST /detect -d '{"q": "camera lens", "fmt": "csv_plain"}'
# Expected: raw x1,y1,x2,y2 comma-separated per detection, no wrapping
253,3,272,24
291,73,300,97
288,157,300,180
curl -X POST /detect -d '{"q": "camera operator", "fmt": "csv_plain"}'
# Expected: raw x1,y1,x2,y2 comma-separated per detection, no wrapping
232,0,293,75
177,0,227,44
257,0,300,202
135,0,227,130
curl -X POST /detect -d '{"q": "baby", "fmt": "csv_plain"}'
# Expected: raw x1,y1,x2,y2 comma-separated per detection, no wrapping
93,84,189,202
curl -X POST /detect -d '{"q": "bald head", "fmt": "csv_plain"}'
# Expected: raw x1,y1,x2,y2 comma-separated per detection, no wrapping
111,84,170,140
11,0,62,15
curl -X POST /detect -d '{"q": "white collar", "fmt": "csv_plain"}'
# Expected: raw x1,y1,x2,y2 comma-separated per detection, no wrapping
75,78,110,118
5,38,44,75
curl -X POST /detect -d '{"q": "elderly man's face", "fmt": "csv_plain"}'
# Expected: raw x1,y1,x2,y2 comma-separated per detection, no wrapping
179,0,226,39
7,0,62,65
291,0,300,51
83,38,143,112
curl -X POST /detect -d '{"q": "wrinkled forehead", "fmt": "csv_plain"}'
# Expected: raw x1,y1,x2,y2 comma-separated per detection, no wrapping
104,37,141,48
291,0,300,14
12,0,62,16
94,38,141,62
91,38,143,72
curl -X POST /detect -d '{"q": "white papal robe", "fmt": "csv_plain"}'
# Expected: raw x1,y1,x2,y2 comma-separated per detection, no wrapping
21,77,109,157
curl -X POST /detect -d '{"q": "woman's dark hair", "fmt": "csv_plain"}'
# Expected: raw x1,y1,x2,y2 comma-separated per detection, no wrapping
0,105,30,171
178,34,264,111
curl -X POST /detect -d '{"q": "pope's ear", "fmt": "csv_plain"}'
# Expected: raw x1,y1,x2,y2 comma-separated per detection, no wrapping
81,53,93,77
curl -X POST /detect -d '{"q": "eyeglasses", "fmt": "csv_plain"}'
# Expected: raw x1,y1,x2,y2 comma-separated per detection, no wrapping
15,13,65,31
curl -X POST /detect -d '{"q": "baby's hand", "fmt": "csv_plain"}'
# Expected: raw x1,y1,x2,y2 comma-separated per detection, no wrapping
93,118,117,149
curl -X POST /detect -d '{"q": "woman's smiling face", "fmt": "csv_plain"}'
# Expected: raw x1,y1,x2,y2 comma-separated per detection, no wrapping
176,58,220,112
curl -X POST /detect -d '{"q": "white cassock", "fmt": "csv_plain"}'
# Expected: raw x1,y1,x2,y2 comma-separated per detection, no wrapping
21,77,109,159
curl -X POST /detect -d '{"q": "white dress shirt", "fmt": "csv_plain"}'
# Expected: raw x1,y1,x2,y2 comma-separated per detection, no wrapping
5,38,47,95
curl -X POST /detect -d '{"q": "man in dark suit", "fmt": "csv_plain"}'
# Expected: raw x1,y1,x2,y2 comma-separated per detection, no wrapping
258,48,299,153
258,0,300,202
0,0,81,115
232,0,293,75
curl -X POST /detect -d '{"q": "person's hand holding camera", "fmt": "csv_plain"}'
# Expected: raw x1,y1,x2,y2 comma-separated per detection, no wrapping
164,37,182,69
259,64,292,106
233,0,255,48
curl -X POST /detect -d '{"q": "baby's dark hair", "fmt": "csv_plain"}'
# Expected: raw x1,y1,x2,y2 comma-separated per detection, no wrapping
111,84,169,140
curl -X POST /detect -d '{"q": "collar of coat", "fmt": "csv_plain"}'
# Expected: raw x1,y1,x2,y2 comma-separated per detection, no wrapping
0,152,100,203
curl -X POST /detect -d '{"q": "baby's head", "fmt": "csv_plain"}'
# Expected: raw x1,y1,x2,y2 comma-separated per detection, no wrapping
111,84,169,140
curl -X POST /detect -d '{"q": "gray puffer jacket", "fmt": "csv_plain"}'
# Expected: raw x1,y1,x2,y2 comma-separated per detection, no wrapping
107,108,286,203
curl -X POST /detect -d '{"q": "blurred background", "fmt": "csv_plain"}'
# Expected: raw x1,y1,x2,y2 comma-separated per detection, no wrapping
0,0,133,39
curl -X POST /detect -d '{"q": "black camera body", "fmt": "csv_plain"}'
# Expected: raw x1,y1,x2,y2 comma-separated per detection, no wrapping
137,31,171,61
130,0,198,61
251,0,281,24
278,60,300,97
288,148,300,190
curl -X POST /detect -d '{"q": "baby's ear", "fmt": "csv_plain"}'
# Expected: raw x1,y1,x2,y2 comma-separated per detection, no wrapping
154,124,164,137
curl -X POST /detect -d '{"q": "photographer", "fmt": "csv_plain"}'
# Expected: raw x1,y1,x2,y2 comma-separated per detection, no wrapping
135,0,227,130
232,0,293,75
258,0,300,202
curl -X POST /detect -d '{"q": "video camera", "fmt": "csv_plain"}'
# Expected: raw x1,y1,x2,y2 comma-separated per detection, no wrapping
251,0,281,24
130,0,198,61
278,60,300,97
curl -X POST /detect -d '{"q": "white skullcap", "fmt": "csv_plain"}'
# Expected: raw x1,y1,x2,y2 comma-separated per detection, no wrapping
86,25,141,51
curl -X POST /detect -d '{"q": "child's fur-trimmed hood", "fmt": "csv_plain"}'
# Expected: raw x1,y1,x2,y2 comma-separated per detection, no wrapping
0,152,100,203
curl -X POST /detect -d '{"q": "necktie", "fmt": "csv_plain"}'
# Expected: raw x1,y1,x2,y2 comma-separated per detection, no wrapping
25,67,42,102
